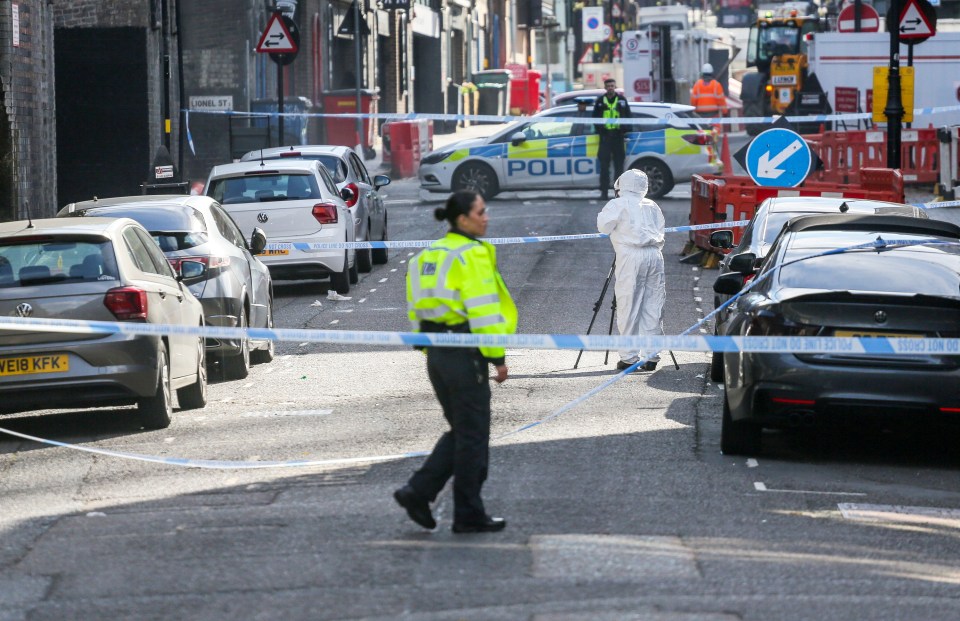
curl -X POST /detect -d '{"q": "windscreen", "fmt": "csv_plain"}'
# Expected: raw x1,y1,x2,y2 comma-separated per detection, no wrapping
0,238,119,287
208,173,322,204
778,233,960,297
79,206,209,252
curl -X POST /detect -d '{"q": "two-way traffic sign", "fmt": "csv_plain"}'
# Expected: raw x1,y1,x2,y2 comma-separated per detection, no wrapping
256,13,298,54
744,127,813,188
898,0,936,41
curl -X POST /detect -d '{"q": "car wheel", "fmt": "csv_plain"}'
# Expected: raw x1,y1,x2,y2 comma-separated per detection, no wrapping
348,252,359,284
372,216,388,265
251,298,275,365
632,158,674,199
452,162,500,199
222,308,251,380
138,341,172,429
720,389,761,456
357,247,373,273
710,351,725,383
330,252,351,294
177,335,208,410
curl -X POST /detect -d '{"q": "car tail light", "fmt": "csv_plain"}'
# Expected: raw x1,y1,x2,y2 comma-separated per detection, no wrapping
104,286,148,321
312,202,339,224
745,309,819,337
772,397,815,406
940,407,960,413
279,151,303,158
343,182,360,208
682,132,713,146
742,273,755,287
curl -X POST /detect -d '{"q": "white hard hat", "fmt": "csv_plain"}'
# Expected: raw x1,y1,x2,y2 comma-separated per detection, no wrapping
702,63,714,74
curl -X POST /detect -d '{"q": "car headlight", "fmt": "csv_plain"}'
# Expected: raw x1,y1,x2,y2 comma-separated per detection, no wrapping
421,150,454,165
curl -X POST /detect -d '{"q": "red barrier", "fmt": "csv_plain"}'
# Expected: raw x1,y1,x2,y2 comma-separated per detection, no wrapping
389,122,421,179
806,129,939,185
689,169,905,253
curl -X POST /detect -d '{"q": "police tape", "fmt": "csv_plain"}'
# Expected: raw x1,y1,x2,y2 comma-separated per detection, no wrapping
264,221,751,252
184,105,960,128
1,316,958,356
918,200,960,210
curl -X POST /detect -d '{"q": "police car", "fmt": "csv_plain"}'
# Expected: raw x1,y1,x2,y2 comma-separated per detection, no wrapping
419,102,721,199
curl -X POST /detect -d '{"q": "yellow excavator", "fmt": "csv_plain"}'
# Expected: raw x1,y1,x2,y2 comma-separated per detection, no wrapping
740,7,831,135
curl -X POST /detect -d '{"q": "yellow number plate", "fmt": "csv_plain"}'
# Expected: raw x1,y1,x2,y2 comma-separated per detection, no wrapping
834,330,920,339
263,249,290,256
0,354,70,377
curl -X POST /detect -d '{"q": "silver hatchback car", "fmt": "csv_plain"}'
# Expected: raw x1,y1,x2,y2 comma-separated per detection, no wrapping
239,145,391,271
0,217,207,429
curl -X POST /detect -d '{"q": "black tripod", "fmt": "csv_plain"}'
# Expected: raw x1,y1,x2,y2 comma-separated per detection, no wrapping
574,259,680,371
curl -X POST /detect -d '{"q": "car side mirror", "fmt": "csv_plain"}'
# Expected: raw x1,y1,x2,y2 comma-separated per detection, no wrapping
511,132,527,146
713,272,746,295
727,252,758,274
340,186,356,203
250,227,268,255
373,174,391,189
709,230,734,249
179,259,206,281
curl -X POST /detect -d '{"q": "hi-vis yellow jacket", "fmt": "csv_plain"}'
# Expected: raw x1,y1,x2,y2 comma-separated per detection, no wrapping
406,231,517,362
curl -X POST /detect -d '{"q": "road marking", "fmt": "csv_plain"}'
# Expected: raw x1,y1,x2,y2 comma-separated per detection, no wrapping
359,298,367,303
379,278,388,283
390,268,397,273
746,458,758,468
242,382,253,389
755,481,866,496
241,409,333,418
298,342,308,347
694,297,702,302
385,199,417,205
838,503,960,528
369,289,377,293
330,319,339,325
692,267,699,272
334,309,354,313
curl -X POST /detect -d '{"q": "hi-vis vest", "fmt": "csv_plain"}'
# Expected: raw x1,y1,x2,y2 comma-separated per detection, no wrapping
690,79,727,113
602,97,621,130
407,231,518,360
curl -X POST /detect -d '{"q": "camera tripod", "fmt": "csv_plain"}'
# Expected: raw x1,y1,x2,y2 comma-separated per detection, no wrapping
573,259,679,371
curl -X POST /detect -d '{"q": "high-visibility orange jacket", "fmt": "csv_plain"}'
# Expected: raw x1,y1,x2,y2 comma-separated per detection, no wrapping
690,79,727,114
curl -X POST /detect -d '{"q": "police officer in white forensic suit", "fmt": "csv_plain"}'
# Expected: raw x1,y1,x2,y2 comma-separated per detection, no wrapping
596,169,666,371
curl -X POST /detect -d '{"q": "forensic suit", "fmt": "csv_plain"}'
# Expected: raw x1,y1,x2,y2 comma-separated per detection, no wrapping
596,169,666,368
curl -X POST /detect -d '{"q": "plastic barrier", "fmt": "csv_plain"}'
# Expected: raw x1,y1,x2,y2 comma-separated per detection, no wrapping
806,128,940,186
689,168,905,253
388,121,424,179
382,118,432,168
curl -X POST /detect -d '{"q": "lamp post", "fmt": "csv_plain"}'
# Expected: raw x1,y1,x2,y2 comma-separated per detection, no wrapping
542,15,559,108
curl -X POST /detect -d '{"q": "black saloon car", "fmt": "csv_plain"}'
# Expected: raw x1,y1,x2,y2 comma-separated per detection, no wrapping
713,214,960,455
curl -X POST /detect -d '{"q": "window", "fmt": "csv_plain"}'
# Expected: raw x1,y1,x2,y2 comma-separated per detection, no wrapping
212,205,247,248
135,227,176,278
349,153,371,185
208,174,322,203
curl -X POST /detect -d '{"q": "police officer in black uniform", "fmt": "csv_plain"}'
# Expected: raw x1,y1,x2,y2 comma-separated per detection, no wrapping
592,78,633,200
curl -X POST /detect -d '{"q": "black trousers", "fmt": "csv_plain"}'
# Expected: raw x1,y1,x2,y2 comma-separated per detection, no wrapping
598,134,626,195
408,346,491,524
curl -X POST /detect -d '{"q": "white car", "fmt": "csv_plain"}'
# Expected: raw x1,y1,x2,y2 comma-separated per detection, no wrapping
204,159,358,294
238,145,391,272
419,102,721,199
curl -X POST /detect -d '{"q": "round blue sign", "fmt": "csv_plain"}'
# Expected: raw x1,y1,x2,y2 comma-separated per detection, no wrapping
744,127,812,188
587,17,600,28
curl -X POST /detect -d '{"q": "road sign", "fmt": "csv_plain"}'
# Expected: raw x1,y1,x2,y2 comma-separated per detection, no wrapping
744,127,813,188
837,3,880,32
256,13,298,54
898,0,936,41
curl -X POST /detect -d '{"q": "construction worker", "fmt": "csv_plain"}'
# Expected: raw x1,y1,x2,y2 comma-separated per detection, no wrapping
394,190,517,534
690,63,728,118
592,78,633,200
596,169,666,372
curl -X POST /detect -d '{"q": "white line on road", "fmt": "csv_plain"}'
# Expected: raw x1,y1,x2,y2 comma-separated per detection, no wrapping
755,481,866,496
379,278,388,283
747,458,758,468
369,289,377,293
330,319,339,325
241,409,334,418
359,298,367,303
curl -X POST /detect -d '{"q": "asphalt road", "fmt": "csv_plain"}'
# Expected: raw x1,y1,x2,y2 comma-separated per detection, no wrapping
1,176,959,620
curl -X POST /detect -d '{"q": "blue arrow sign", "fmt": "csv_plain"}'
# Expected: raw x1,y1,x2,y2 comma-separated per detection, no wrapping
744,127,812,188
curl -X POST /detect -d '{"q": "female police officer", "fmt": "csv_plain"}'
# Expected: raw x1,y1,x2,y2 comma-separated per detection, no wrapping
394,190,517,533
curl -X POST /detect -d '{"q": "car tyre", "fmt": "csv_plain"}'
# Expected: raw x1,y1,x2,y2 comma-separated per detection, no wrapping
633,158,674,199
222,309,251,380
452,162,500,199
357,247,373,273
138,342,172,429
177,335,208,410
720,390,761,456
372,216,389,265
710,341,725,383
348,252,359,284
251,298,275,365
330,252,351,294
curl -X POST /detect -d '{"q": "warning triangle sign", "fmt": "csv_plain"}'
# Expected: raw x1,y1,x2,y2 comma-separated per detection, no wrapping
898,0,935,40
256,14,298,53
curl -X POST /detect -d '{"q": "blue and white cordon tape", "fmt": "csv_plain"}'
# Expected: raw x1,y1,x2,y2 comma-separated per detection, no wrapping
265,220,750,252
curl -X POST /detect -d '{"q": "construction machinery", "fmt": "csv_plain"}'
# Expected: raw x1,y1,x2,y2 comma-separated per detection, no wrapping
740,6,831,135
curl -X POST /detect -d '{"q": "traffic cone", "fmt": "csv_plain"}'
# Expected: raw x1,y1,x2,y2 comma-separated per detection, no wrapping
721,132,733,176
